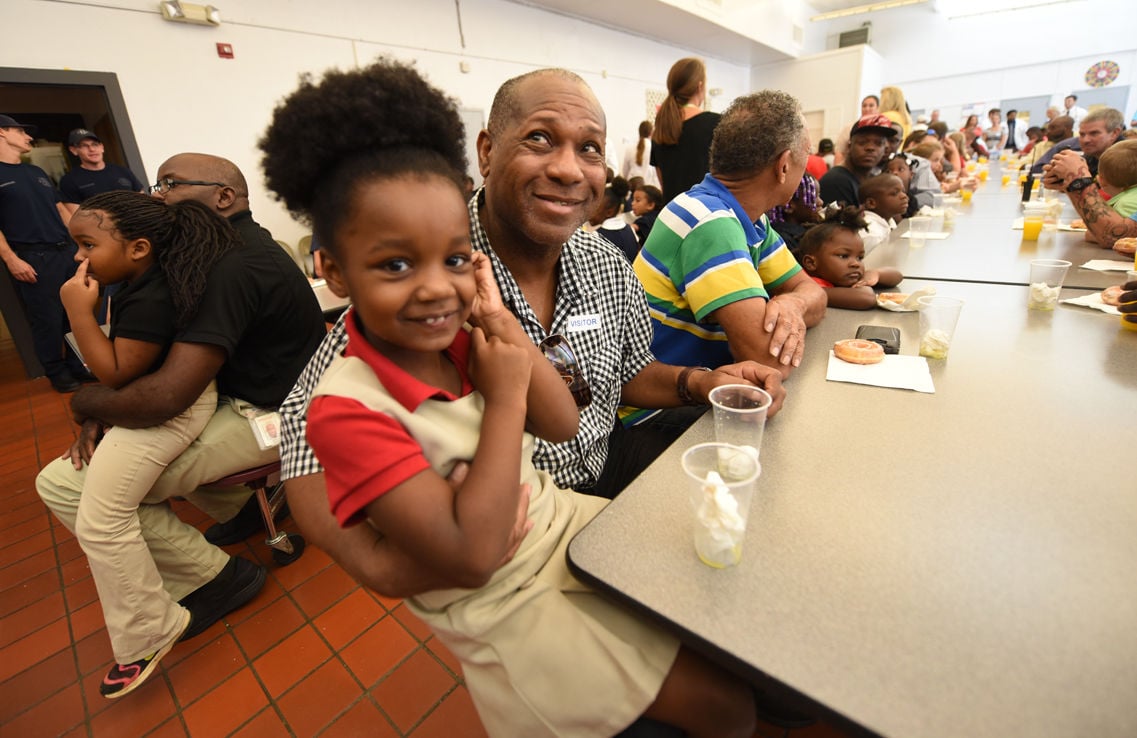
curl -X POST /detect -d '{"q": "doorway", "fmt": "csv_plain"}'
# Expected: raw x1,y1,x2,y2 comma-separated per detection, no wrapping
0,67,144,378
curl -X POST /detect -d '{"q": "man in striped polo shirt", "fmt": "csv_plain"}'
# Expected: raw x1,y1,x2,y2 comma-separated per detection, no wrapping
626,90,825,428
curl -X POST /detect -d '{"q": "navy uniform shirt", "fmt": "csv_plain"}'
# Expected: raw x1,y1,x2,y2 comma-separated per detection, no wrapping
59,164,144,204
0,162,69,245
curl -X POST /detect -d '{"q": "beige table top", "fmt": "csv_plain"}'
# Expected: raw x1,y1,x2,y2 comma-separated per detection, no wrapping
568,279,1137,738
865,185,1132,291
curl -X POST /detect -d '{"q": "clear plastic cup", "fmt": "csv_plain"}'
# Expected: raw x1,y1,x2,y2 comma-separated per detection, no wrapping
708,384,771,460
908,215,932,248
917,295,964,359
682,443,760,568
1022,202,1047,241
1028,259,1071,311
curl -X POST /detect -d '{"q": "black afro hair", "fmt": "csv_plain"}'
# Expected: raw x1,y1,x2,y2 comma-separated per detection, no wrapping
259,58,468,249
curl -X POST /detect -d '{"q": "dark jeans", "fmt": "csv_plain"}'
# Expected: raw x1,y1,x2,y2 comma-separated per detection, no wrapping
587,406,708,499
11,243,84,379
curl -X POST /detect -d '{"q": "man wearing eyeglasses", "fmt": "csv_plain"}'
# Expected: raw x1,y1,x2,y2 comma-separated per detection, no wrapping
37,152,326,643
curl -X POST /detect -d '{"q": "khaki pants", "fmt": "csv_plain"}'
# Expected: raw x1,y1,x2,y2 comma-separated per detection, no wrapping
37,396,278,660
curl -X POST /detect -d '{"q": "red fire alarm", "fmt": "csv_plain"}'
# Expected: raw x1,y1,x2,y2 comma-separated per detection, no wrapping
216,43,234,59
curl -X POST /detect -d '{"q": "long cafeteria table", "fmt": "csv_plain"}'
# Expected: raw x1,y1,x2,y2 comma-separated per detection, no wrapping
567,277,1137,738
865,178,1132,291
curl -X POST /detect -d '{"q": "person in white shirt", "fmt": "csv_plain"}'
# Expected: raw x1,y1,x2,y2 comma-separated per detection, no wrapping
1064,94,1089,133
621,120,660,189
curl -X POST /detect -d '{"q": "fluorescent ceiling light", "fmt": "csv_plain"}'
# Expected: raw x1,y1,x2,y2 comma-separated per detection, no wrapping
810,0,928,22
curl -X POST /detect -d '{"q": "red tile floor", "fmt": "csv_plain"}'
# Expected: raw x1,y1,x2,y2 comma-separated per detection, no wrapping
0,337,855,738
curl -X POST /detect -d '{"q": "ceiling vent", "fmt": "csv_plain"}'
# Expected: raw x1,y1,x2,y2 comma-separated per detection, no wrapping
838,24,871,47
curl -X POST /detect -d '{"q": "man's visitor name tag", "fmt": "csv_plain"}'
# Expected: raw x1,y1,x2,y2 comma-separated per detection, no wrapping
566,314,602,332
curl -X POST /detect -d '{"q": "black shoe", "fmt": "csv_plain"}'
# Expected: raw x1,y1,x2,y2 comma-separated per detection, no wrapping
752,688,817,730
204,492,289,546
178,557,266,641
73,368,98,383
49,373,81,393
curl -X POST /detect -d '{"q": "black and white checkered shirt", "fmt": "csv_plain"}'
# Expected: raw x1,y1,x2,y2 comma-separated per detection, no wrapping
280,190,656,490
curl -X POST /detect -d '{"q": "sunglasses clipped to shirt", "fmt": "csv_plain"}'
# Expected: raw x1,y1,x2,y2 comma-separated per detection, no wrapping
539,334,592,408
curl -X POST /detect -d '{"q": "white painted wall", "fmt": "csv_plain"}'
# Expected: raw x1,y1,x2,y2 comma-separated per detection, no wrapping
752,45,886,143
6,0,751,244
812,0,1137,127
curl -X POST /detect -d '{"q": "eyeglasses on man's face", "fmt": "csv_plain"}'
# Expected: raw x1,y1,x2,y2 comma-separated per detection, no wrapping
538,334,592,408
148,178,227,195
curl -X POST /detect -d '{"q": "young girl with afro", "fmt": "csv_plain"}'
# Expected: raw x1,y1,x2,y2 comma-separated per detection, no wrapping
795,205,902,310
259,59,759,738
55,192,234,697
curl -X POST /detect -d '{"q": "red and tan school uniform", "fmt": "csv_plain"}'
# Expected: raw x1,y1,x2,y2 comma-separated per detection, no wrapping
307,312,679,738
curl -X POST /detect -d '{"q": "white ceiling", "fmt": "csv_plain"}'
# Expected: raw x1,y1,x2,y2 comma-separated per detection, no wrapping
507,0,801,66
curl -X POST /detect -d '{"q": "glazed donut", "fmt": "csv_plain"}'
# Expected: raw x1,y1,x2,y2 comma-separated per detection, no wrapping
1070,218,1086,230
1114,237,1137,256
1102,285,1124,307
833,338,885,365
877,293,908,305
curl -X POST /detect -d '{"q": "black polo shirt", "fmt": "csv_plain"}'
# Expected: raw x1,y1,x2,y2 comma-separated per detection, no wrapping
59,164,144,203
177,210,324,407
0,162,69,245
819,165,862,207
110,264,176,374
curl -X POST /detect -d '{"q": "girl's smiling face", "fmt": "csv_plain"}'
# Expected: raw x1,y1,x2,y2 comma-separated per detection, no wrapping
322,173,475,365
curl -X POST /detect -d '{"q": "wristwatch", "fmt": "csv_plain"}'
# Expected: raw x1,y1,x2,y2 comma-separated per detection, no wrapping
1066,176,1096,193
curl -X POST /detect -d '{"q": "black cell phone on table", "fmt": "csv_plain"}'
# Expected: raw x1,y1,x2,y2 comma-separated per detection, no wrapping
855,325,901,354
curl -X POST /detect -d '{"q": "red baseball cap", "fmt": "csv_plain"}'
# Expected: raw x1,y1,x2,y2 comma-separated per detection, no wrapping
850,114,899,139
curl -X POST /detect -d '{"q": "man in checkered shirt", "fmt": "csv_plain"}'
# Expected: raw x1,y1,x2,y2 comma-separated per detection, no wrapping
278,69,788,594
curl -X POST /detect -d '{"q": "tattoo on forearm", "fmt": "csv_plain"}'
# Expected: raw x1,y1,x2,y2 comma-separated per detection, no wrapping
1076,189,1137,246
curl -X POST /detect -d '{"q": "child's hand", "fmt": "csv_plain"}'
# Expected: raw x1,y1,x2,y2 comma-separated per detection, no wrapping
469,251,508,328
468,326,531,405
59,260,100,318
853,271,880,288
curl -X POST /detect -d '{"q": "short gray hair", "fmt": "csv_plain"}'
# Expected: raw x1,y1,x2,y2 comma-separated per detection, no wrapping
1083,107,1124,132
710,90,804,176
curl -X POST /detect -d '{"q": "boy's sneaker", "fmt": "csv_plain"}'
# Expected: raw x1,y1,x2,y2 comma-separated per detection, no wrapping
100,608,191,699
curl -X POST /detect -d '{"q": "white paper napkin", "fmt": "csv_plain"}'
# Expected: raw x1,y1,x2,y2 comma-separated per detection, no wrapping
1060,292,1122,315
826,352,936,393
1080,260,1133,272
900,231,950,240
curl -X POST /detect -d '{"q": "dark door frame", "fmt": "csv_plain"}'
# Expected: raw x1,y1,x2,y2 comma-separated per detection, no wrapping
0,66,143,378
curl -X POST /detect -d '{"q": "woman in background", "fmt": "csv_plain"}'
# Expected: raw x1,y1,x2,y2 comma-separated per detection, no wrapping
880,86,912,142
651,57,720,205
622,121,660,189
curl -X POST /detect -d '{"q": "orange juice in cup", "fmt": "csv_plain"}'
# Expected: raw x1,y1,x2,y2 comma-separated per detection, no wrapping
978,168,989,182
1022,217,1044,240
1022,202,1047,240
961,187,974,203
1001,171,1012,186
